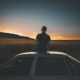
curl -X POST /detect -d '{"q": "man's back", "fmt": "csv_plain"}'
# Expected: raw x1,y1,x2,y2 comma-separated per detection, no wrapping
36,33,50,46
36,33,50,53
36,26,51,53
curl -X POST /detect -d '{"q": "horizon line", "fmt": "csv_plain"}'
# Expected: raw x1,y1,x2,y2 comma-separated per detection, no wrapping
0,31,80,40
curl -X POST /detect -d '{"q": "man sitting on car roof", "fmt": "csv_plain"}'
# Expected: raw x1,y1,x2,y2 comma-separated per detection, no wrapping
36,26,51,54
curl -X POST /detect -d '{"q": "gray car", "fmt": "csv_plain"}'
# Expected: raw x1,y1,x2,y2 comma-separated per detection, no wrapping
0,51,80,80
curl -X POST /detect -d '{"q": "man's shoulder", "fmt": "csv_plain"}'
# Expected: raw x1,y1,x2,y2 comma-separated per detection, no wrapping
46,34,51,40
36,33,41,39
37,33,41,36
37,33,50,38
46,34,50,37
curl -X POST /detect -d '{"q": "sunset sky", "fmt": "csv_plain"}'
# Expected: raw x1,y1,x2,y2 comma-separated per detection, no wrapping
0,0,80,40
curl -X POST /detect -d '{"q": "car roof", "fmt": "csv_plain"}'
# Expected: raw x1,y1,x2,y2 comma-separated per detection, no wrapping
16,51,67,56
15,51,80,63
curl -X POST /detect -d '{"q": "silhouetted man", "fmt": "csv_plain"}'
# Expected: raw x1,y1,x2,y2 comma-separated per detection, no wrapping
36,26,51,54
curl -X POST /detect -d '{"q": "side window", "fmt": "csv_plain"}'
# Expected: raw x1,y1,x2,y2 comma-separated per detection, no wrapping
0,56,33,75
65,56,80,75
35,57,69,76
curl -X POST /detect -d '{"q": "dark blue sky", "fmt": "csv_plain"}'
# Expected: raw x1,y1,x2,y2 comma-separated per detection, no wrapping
0,0,80,40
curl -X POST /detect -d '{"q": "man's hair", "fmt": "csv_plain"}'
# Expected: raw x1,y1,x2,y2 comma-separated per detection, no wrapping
41,26,47,32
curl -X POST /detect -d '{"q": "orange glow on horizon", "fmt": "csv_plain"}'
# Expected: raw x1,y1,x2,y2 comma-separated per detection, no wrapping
0,31,80,40
50,34,80,40
0,24,80,40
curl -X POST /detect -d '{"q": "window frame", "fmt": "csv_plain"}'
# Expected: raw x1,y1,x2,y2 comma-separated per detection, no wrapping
34,55,70,76
0,55,34,75
64,55,80,75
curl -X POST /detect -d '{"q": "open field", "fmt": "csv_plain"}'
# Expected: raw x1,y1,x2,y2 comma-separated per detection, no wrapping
0,38,34,44
0,38,80,64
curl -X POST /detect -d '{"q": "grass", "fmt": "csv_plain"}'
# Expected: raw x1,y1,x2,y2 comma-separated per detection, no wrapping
0,38,80,64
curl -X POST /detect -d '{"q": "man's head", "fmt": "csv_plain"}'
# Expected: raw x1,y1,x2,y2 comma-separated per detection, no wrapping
41,26,47,33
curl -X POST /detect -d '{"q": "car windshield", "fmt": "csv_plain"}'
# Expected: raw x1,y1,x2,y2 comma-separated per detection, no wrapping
0,56,33,75
35,56,69,76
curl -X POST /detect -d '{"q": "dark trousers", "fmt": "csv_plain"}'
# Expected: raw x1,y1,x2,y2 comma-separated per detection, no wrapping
37,46,47,54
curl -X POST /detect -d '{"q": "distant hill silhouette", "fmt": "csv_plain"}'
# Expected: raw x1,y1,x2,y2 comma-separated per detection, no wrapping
0,32,34,40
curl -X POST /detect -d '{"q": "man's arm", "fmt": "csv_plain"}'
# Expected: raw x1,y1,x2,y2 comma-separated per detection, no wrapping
47,35,51,47
36,34,39,47
48,35,51,44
